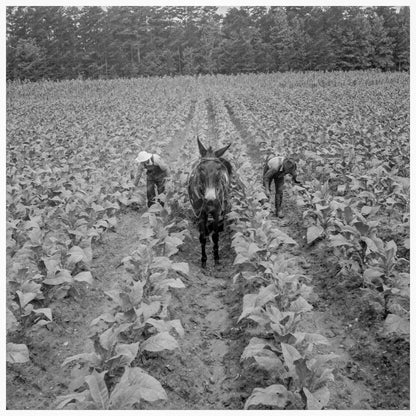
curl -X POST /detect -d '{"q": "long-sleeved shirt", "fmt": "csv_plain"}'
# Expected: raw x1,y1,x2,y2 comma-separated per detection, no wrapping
134,154,169,186
263,155,285,194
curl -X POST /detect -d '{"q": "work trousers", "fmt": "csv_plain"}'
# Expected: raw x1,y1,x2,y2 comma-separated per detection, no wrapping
146,175,166,207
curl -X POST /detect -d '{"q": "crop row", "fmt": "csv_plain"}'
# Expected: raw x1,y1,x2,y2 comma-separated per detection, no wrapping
222,76,410,340
6,77,194,365
204,92,337,410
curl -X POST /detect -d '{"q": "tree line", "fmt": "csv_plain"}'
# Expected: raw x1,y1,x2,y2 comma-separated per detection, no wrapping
6,6,410,81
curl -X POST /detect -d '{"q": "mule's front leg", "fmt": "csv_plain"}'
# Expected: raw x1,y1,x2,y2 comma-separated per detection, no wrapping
199,216,208,268
212,212,220,266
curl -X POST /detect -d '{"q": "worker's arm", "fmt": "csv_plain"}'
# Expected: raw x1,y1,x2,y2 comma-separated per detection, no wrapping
134,164,144,186
263,168,278,196
291,172,301,184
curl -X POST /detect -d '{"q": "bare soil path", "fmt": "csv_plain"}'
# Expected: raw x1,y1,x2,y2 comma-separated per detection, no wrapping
141,97,248,409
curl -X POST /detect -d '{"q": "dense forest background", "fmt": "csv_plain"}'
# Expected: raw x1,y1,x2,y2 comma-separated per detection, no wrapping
6,6,410,81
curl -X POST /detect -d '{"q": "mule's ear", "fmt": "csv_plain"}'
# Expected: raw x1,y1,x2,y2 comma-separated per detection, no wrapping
214,143,231,158
197,136,207,157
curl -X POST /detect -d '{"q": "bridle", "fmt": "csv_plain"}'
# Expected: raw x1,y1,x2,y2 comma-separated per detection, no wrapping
189,157,230,218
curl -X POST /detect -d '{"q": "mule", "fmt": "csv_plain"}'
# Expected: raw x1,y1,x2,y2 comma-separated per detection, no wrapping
188,137,232,268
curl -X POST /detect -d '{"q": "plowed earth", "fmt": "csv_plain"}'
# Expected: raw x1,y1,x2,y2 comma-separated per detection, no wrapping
6,97,409,410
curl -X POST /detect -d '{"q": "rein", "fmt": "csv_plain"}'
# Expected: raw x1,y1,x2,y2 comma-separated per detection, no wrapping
189,157,230,218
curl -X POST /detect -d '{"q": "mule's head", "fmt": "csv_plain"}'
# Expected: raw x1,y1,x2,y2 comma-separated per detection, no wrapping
195,137,231,205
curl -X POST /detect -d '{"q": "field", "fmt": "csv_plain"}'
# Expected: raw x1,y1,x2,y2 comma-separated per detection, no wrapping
6,71,410,410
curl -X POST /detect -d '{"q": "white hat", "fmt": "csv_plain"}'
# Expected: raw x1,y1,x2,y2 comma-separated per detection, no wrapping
135,151,152,163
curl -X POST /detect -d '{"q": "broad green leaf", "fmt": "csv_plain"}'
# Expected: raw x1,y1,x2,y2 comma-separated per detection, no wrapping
361,205,373,216
306,225,324,245
85,370,109,409
137,227,155,240
310,353,340,368
28,227,43,245
233,253,250,265
55,391,89,409
43,269,73,285
20,279,42,294
238,293,257,323
73,271,93,284
354,221,369,236
136,301,161,321
90,313,116,326
169,319,185,337
7,308,19,333
381,314,410,337
385,240,397,264
363,268,384,285
42,254,61,277
248,242,261,257
164,235,183,257
68,364,90,392
67,246,91,266
288,296,313,313
6,343,30,363
62,352,101,367
244,384,288,409
294,332,329,346
109,367,167,408
343,206,354,224
241,337,268,361
314,367,335,387
151,256,172,270
33,307,53,321
295,357,313,386
146,318,184,337
328,234,353,248
255,284,278,308
272,229,298,246
158,278,185,289
281,343,302,375
100,323,132,350
303,386,330,410
171,262,189,275
336,184,346,195
361,236,381,255
114,342,140,366
141,332,178,352
254,350,285,373
130,280,145,304
16,290,37,308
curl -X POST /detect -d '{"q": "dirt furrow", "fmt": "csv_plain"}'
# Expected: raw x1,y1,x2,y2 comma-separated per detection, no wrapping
224,102,376,409
139,98,245,409
145,228,245,409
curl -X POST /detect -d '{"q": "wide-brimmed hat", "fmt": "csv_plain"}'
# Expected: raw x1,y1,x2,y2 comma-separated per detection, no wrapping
135,151,152,163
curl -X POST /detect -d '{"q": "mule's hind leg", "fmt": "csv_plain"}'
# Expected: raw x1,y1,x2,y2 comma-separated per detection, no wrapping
199,214,208,268
212,212,220,266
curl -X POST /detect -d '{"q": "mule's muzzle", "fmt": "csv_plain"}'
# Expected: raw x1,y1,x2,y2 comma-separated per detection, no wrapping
204,187,216,201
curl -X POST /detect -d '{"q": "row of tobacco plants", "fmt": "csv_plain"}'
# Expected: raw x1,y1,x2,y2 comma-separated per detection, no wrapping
53,88,201,410
224,71,410,340
56,201,190,409
207,93,337,410
6,77,195,408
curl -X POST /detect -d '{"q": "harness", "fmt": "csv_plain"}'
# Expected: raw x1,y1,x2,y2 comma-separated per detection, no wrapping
188,157,230,218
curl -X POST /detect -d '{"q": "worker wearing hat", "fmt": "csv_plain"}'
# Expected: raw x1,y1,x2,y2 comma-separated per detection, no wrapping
134,151,169,207
263,153,301,218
